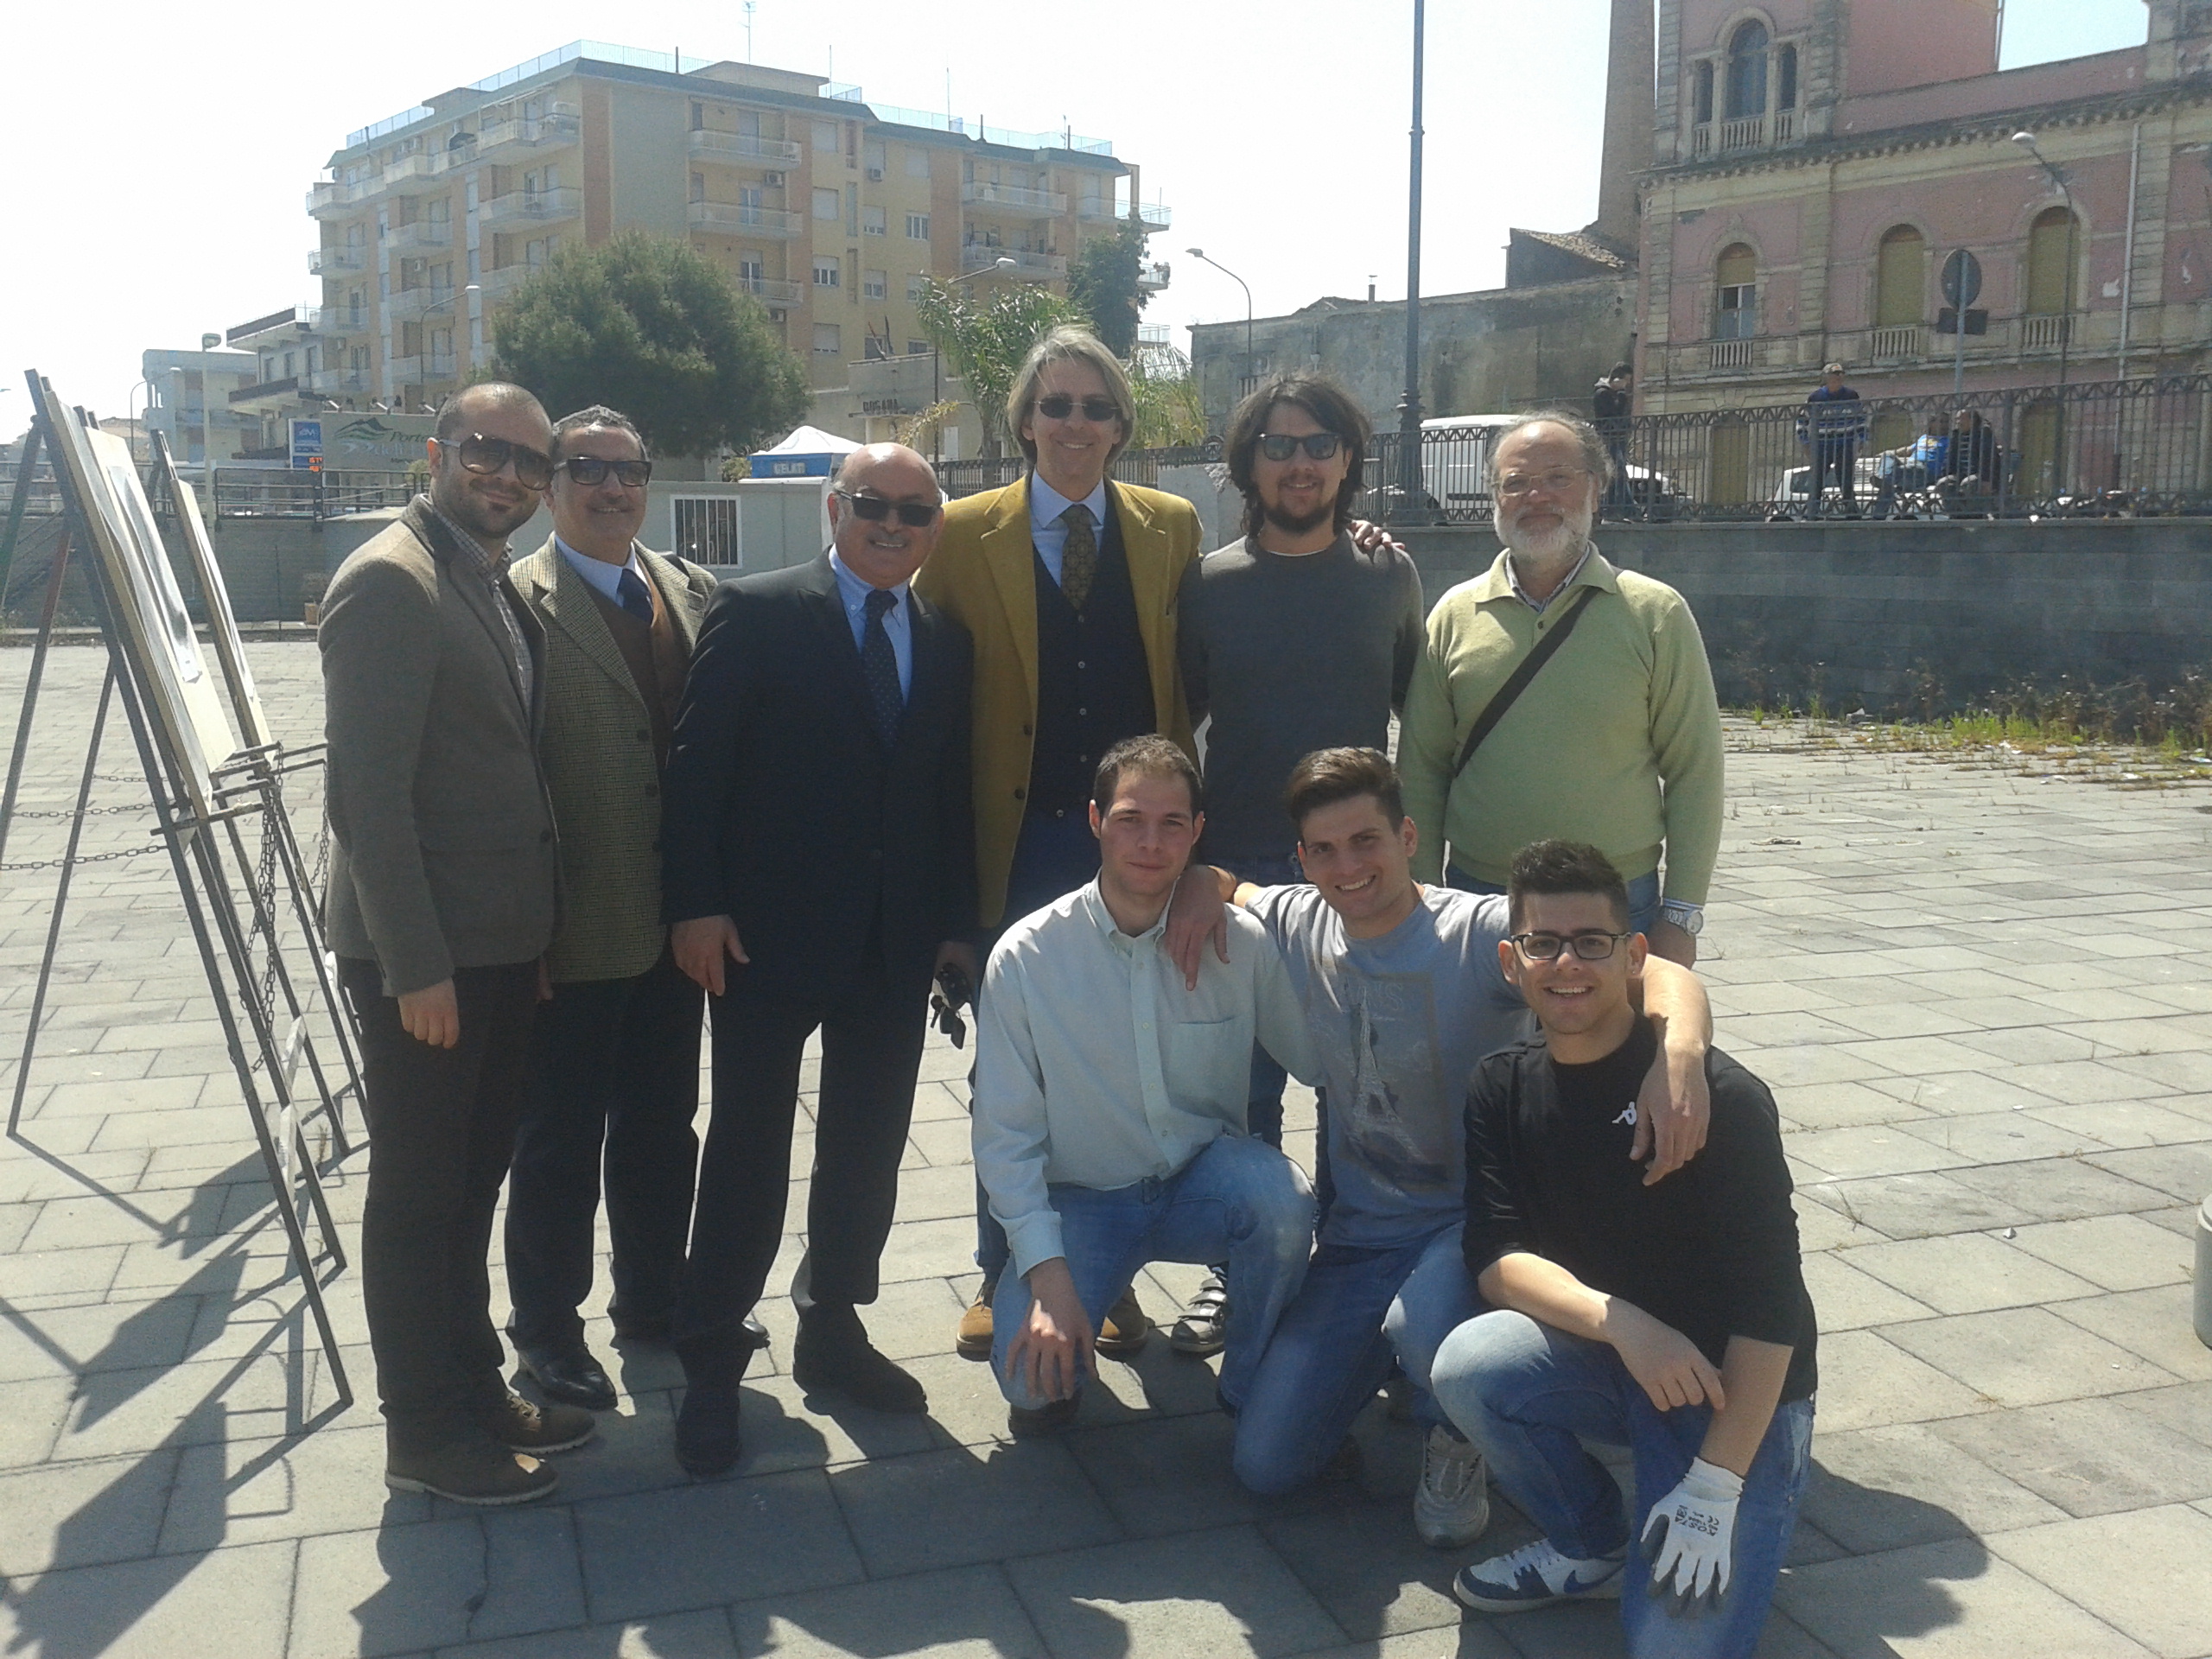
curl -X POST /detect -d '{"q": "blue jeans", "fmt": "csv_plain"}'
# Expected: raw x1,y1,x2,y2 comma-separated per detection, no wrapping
1232,1221,1481,1495
1218,851,1306,1149
1446,866,1660,938
975,810,1106,1282
989,1134,1314,1412
1431,1311,1815,1659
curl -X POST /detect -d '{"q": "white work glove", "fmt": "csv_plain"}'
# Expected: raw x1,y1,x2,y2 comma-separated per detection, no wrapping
1641,1457,1743,1618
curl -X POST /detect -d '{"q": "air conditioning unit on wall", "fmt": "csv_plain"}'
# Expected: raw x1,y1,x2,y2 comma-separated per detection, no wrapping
764,171,785,187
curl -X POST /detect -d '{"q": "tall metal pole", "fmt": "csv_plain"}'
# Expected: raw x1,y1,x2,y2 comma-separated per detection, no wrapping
1394,0,1427,520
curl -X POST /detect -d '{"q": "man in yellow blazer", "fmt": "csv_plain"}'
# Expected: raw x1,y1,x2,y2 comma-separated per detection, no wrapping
913,326,1203,1357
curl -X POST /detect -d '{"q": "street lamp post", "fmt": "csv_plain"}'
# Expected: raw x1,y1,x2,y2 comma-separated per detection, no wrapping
2012,130,2077,494
1186,247,1254,411
1395,0,1427,524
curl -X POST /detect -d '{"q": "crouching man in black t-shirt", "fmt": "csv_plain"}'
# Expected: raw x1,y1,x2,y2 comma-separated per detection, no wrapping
1429,841,1816,1659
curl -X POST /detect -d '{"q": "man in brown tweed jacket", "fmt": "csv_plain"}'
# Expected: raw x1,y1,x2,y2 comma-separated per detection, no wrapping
504,405,721,1412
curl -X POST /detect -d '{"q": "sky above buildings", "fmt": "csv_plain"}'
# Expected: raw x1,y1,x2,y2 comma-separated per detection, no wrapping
0,0,2159,427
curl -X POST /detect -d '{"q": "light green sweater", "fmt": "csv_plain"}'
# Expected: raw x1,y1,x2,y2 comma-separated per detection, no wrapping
1398,547,1724,904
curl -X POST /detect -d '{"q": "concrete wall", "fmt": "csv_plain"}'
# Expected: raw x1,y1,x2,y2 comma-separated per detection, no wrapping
1394,518,2212,713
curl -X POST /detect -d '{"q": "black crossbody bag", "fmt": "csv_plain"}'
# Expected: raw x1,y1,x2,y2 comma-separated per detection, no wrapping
1450,586,1599,779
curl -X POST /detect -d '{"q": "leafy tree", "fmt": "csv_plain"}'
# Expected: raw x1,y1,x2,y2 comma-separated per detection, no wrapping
912,280,1085,454
1067,219,1151,358
490,232,810,458
1128,339,1205,448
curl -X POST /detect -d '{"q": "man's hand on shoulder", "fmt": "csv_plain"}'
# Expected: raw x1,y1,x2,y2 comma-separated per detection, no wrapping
1632,1024,1711,1187
1165,866,1230,991
1347,518,1406,556
397,980,460,1048
672,915,748,996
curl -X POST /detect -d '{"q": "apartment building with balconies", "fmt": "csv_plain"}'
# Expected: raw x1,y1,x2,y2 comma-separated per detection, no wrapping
143,347,262,467
1638,0,2212,450
296,40,1167,455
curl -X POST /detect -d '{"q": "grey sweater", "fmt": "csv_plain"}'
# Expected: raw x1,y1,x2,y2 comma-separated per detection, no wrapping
1176,531,1425,865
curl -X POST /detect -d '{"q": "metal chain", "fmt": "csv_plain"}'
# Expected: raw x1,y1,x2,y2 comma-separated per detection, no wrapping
0,842,167,873
9,803,153,821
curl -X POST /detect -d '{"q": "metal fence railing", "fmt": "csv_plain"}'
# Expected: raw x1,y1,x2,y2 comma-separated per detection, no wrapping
941,374,2212,524
206,469,415,523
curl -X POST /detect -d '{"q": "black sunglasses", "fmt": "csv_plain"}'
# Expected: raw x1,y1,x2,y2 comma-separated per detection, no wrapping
563,455,652,487
1034,394,1122,423
442,432,555,490
834,489,940,528
1258,432,1344,462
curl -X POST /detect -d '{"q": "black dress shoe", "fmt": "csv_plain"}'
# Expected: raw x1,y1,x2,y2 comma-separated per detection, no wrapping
675,1379,742,1478
792,1313,927,1414
514,1345,617,1411
739,1313,770,1351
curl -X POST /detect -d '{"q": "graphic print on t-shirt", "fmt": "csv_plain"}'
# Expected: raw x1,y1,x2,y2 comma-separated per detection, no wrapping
1332,969,1452,1196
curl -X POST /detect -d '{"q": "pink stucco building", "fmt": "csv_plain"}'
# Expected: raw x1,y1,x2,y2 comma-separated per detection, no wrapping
1638,0,2212,435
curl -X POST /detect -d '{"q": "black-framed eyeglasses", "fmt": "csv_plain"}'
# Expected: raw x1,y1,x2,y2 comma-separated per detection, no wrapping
1512,931,1633,962
440,432,555,490
1034,394,1122,423
1258,431,1344,462
833,489,940,528
562,454,652,488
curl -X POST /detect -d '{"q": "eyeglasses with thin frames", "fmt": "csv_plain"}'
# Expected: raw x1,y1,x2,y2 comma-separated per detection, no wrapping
1034,394,1122,423
1496,468,1589,499
440,432,555,490
1511,931,1633,962
1258,432,1344,462
834,489,940,528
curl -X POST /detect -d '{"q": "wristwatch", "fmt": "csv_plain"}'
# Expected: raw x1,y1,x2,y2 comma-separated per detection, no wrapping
1658,902,1705,937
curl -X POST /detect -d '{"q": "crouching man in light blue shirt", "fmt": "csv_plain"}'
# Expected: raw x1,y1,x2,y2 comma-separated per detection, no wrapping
973,735,1322,1436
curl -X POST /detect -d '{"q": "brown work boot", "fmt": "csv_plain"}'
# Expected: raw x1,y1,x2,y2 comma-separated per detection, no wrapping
1094,1287,1151,1358
485,1389,595,1453
385,1435,557,1506
956,1277,996,1360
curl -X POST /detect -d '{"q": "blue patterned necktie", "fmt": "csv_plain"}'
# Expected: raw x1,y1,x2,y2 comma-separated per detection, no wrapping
861,587,902,744
616,566,654,623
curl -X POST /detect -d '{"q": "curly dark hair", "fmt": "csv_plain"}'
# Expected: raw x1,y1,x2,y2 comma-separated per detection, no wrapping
1224,373,1371,543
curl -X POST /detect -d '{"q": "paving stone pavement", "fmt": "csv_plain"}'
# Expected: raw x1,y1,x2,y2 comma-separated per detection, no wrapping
0,643,2208,1658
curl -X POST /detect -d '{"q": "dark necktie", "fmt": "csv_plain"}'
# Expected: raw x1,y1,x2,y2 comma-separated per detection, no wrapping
616,566,654,623
1058,505,1097,613
861,587,903,744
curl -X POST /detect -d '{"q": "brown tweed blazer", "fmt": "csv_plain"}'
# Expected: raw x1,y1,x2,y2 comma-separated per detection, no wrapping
512,538,719,983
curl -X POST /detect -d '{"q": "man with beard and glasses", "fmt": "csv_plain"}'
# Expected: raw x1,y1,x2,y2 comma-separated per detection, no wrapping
1166,375,1423,1356
1398,412,1722,970
321,382,585,1506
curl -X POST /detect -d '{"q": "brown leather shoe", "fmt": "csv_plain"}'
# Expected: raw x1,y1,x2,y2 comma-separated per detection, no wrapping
385,1437,557,1506
486,1389,595,1453
956,1280,995,1360
1094,1287,1151,1359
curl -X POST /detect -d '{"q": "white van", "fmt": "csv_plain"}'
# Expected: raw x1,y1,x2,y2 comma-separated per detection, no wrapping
1418,414,1520,518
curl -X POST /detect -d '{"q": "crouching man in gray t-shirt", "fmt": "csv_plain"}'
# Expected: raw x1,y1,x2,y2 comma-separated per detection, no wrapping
1218,749,1717,1552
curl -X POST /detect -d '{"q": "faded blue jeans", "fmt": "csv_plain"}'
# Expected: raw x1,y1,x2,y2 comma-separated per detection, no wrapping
1430,1310,1815,1659
1232,1221,1482,1494
990,1134,1314,1413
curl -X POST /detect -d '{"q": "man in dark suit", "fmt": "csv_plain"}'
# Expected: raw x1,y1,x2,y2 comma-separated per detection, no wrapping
321,381,593,1506
662,442,977,1477
503,406,721,1410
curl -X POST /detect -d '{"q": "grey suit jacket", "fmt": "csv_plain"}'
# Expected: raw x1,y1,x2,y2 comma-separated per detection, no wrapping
320,499,559,995
512,537,718,984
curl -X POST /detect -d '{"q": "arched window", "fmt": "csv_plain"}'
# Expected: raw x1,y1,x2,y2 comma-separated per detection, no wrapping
1726,22,1770,119
1777,45,1798,111
2025,207,2078,315
1694,60,1715,124
1715,244,1758,338
1876,226,1925,326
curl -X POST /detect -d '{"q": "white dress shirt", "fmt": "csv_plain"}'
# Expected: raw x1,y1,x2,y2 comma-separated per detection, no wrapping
1027,474,1109,588
828,548,913,698
555,534,646,603
972,880,1319,1279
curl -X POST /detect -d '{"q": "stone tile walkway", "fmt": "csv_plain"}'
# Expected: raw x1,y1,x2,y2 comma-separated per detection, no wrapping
0,645,2207,1657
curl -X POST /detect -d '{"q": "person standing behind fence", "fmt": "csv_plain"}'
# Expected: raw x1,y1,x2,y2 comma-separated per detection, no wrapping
1396,411,1723,976
914,326,1206,1361
1796,363,1868,520
1592,364,1635,518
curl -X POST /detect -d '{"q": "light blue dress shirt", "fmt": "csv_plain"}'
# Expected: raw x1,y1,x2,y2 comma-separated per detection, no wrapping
555,535,646,605
1027,474,1109,588
829,549,912,698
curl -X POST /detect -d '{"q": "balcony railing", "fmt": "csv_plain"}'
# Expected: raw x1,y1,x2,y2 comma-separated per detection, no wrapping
961,181,1067,215
387,353,460,387
965,245,1066,281
1719,114,1766,151
479,264,542,303
386,219,454,252
372,153,448,197
228,377,301,408
736,275,804,304
475,113,581,160
687,129,802,166
305,370,371,397
1707,339,1755,371
688,201,804,238
2022,314,2072,350
386,286,459,322
478,188,582,229
1869,325,1923,360
308,177,379,219
310,247,368,276
1135,200,1172,230
1136,262,1171,293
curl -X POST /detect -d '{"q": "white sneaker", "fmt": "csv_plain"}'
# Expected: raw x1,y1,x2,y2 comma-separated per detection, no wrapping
1453,1536,1625,1612
1414,1424,1491,1548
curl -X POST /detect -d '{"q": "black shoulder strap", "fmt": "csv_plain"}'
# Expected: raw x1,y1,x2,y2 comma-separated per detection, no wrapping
1452,585,1600,779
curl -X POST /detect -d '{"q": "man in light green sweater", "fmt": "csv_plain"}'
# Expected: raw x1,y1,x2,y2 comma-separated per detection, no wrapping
1398,412,1722,968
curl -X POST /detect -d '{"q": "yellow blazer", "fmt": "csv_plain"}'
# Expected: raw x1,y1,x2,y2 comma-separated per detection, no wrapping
914,474,1202,928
